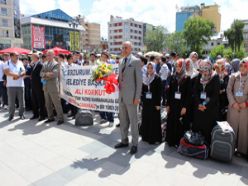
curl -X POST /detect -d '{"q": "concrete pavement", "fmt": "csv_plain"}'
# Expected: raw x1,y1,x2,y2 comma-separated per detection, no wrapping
0,110,247,186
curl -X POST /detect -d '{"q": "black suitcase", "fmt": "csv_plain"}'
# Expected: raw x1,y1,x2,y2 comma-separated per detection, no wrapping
210,121,235,162
75,110,94,126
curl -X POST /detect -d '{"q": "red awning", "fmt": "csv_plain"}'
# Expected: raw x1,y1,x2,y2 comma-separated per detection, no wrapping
43,47,71,56
0,47,31,55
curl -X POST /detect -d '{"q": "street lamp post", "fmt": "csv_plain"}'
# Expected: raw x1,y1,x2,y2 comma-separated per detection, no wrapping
69,19,78,51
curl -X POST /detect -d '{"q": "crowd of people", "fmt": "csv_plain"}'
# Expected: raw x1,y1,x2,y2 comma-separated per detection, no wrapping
0,41,248,158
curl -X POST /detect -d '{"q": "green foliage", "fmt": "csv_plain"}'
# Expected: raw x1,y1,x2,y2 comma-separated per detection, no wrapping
223,47,233,60
164,32,187,57
224,19,245,52
235,48,246,59
144,26,168,52
210,45,225,59
210,44,246,60
183,16,215,55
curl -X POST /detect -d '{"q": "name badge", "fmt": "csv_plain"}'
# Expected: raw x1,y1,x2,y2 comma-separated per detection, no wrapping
200,92,207,100
175,92,181,100
235,91,244,97
146,92,152,99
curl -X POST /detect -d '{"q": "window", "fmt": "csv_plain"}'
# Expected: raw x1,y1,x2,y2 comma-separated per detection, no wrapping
119,22,122,26
119,29,122,32
130,29,133,33
130,35,133,39
139,25,142,28
1,8,7,16
138,31,141,34
130,23,133,26
0,0,7,4
2,19,8,27
211,42,214,46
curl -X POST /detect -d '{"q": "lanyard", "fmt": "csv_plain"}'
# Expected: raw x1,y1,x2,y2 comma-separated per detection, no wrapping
239,74,248,91
202,84,206,92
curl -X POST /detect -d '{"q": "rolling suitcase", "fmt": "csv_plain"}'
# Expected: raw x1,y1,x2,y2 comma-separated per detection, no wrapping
210,121,235,162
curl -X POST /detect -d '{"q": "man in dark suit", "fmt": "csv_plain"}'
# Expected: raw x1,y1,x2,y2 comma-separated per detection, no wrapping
30,53,46,121
115,41,142,154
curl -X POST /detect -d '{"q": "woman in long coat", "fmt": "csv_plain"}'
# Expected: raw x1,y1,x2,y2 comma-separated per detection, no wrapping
214,58,229,121
227,58,248,158
140,62,162,144
192,59,220,145
165,58,191,147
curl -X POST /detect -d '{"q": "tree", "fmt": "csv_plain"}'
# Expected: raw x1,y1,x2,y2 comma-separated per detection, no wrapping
210,45,245,60
224,19,245,53
144,26,168,52
164,32,187,57
210,45,225,59
183,16,215,55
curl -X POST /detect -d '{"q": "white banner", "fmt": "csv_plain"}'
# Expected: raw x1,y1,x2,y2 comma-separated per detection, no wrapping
60,65,119,113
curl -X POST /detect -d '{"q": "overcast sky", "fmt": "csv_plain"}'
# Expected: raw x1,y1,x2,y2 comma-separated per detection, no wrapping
20,0,248,38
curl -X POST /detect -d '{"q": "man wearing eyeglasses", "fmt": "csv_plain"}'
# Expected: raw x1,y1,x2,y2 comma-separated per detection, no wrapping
114,41,142,155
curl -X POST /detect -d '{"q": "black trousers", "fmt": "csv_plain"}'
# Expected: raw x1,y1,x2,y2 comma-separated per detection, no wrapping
31,87,47,118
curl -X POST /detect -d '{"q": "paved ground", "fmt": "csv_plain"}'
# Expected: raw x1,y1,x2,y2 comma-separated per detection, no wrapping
0,109,247,186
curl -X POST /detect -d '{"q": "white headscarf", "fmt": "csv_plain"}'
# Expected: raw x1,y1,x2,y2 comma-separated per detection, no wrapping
143,62,156,86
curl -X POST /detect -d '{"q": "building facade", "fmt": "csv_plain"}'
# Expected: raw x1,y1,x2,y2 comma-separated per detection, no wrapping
200,3,221,33
0,0,22,49
242,20,248,53
203,32,228,54
77,16,101,52
108,15,144,54
21,9,84,51
175,3,221,33
176,6,200,32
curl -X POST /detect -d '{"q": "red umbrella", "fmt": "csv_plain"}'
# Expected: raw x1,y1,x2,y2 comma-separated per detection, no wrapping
0,47,31,55
43,47,71,56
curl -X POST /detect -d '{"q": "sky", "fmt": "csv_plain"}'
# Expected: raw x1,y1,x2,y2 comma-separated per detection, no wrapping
20,0,248,38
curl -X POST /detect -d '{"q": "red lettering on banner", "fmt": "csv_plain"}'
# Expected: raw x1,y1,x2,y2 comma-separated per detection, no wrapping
75,89,83,95
68,98,76,105
84,89,106,96
78,103,97,109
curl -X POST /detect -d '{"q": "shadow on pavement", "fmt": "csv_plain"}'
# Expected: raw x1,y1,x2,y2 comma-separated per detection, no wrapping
161,141,248,184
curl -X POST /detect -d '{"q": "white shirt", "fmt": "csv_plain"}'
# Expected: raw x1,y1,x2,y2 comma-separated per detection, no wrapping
3,60,25,87
142,65,147,82
159,63,169,81
0,61,4,82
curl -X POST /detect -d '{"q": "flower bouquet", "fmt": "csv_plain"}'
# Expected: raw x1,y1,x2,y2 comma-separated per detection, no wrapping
92,61,118,94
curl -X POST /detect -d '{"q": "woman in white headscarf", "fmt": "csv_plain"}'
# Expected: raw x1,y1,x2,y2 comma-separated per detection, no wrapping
192,59,220,145
165,58,191,147
227,58,248,158
140,62,162,144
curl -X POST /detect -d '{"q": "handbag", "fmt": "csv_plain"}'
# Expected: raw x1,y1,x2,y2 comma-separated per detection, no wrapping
184,130,205,146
